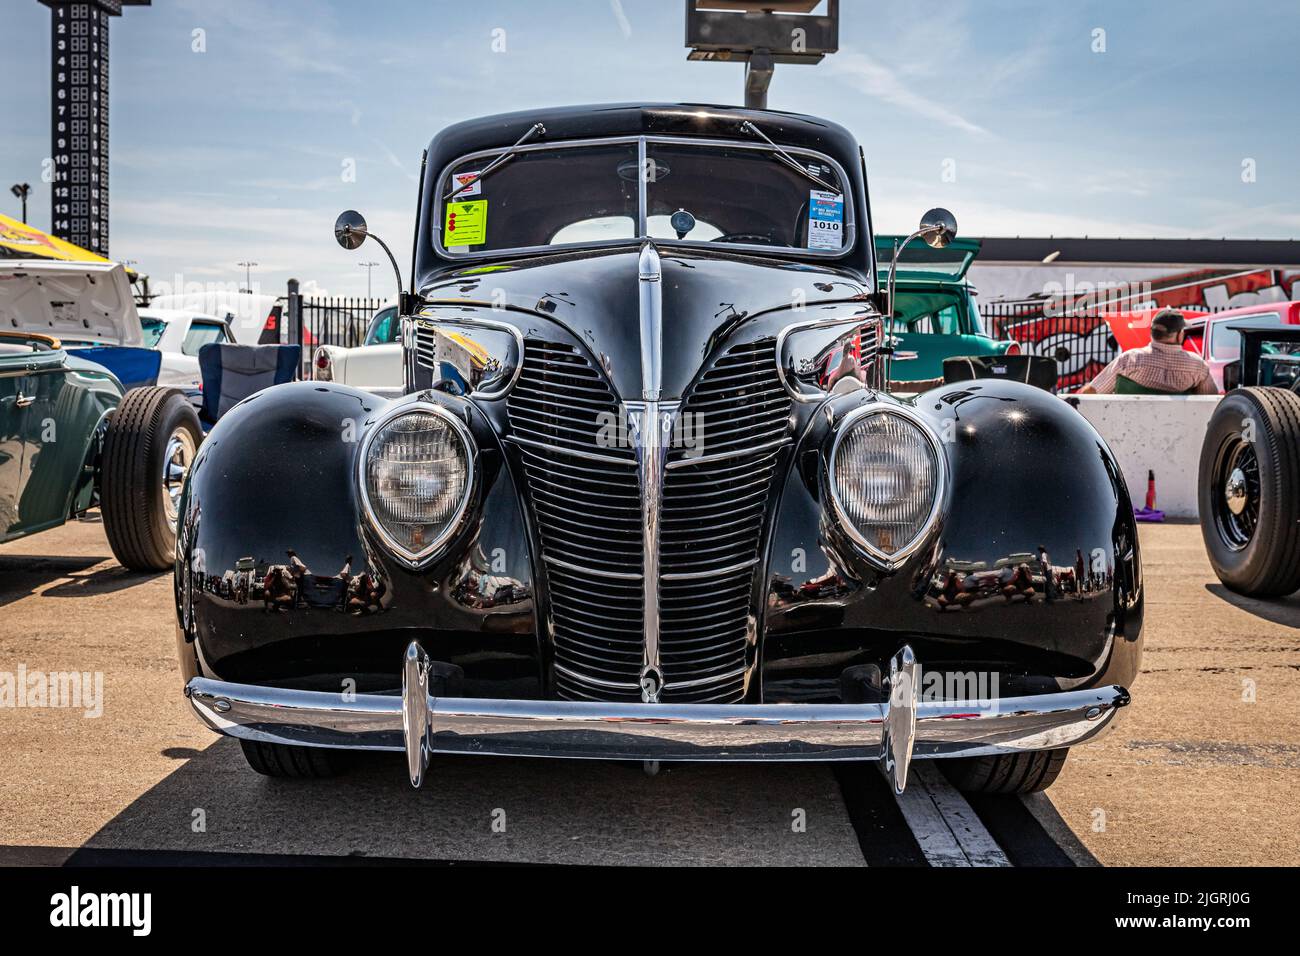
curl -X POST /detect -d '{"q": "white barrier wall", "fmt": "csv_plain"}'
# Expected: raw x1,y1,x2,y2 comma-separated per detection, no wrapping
1069,395,1222,519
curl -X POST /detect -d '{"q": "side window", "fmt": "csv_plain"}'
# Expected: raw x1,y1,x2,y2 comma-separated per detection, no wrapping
182,321,228,357
910,305,962,335
934,304,962,335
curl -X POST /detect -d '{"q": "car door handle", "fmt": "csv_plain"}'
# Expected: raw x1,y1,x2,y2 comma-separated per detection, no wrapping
15,393,35,408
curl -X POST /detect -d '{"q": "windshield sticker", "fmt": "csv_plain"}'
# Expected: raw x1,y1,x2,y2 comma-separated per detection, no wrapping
445,200,487,247
808,190,844,250
450,170,482,198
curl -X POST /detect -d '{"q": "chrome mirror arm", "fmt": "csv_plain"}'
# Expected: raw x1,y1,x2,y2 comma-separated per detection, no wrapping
882,207,958,389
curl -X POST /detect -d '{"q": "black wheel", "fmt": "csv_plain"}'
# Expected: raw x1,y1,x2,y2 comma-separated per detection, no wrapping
1198,387,1300,597
100,387,202,571
940,749,1069,794
239,740,352,779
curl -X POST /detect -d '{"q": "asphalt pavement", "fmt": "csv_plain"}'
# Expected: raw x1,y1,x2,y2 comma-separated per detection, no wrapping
1,517,1295,866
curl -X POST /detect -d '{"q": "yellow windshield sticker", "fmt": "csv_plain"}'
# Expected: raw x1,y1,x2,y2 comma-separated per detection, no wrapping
445,200,487,246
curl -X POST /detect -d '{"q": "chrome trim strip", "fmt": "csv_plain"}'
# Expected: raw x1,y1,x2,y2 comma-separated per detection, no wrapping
664,438,789,470
660,557,760,581
356,401,476,569
554,663,640,692
827,401,947,572
432,134,857,263
661,666,748,691
633,242,669,703
411,310,527,400
185,667,1131,778
774,312,885,403
543,553,643,582
509,433,635,466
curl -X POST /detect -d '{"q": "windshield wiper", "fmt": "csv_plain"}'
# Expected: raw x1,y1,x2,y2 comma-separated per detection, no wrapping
739,120,839,194
443,122,547,201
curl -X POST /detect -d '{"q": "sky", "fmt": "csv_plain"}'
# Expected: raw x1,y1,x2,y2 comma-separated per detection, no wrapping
1,0,1298,299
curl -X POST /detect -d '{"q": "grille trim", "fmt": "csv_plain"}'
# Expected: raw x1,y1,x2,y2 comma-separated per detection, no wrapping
508,337,792,704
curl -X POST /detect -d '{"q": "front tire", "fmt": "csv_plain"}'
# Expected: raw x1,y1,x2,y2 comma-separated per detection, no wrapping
1198,387,1300,597
100,387,202,571
940,749,1069,794
239,740,352,779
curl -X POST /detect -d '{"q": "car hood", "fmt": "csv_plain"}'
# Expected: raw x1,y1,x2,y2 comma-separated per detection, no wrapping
421,246,872,400
0,260,143,346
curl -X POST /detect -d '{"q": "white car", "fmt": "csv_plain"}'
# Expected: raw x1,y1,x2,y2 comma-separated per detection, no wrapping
311,304,403,398
0,260,236,394
144,290,284,346
137,308,236,389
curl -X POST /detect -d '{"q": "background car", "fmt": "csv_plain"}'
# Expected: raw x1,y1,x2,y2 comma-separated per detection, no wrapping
0,326,201,570
137,307,236,389
875,235,1018,389
144,290,289,346
1183,302,1300,391
310,302,402,397
1198,321,1300,596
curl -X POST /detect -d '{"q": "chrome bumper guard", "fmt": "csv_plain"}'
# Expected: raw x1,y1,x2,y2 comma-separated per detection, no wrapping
184,641,1130,793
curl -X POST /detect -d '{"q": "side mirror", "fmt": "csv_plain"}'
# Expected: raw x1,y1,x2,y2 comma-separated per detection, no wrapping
918,207,957,249
334,210,369,250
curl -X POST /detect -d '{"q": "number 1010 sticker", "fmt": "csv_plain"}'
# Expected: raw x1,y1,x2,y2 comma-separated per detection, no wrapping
808,189,844,250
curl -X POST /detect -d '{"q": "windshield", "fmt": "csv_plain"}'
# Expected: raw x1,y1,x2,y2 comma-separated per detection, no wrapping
365,306,400,345
1211,312,1282,361
438,138,849,258
139,316,167,348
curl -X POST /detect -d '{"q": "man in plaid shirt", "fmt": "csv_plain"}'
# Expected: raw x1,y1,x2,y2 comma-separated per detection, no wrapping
1079,309,1218,394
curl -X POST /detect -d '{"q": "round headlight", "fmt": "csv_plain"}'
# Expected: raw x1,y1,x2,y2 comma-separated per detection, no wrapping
360,405,473,565
830,405,943,566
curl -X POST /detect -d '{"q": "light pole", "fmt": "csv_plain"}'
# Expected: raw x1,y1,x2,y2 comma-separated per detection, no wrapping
10,184,31,223
237,261,258,293
359,261,380,299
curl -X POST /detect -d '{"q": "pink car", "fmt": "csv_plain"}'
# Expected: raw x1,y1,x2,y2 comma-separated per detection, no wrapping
1184,302,1300,392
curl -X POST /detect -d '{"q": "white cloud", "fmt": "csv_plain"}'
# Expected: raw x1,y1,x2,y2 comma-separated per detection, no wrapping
829,51,990,137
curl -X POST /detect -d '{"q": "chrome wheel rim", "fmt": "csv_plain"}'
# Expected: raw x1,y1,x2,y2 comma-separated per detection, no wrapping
161,427,197,531
1213,439,1259,551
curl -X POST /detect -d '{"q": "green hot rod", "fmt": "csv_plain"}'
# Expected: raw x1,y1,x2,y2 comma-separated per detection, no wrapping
0,262,202,570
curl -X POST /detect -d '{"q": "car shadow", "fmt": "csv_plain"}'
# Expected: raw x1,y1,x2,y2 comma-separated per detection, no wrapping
0,554,107,609
68,738,868,866
1204,583,1300,629
40,565,167,599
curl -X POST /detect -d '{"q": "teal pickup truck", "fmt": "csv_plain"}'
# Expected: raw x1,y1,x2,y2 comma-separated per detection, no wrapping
876,236,1018,387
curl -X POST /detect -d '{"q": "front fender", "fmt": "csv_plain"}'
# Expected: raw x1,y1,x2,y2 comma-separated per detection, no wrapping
763,379,1142,700
174,381,538,694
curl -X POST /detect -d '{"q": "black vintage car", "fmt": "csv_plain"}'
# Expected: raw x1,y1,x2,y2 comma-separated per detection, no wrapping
176,104,1141,794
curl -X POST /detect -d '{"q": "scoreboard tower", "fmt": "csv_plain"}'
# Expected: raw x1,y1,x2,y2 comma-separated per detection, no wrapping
39,0,151,257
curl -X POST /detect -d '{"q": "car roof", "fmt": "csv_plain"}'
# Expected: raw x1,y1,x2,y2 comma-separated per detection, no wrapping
415,102,873,285
425,102,859,168
137,308,224,323
1202,301,1300,323
875,236,982,283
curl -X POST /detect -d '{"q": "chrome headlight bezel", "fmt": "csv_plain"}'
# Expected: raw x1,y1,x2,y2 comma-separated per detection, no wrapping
356,401,476,568
827,401,946,570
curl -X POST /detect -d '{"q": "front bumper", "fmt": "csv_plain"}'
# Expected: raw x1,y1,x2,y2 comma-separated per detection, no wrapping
184,641,1130,793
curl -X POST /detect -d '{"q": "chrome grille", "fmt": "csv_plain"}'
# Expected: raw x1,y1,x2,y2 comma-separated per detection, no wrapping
660,340,791,703
508,338,791,704
507,342,644,701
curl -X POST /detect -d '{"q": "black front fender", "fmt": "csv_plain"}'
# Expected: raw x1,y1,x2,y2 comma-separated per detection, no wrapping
174,382,538,694
763,379,1143,700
